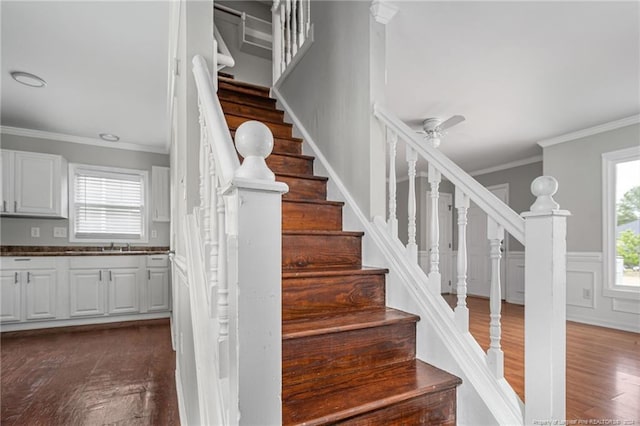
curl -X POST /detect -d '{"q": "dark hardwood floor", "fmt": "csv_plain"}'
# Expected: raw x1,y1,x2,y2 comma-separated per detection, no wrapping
444,295,640,422
1,319,179,425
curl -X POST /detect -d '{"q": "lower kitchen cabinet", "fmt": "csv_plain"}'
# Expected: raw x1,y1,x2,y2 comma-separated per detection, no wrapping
1,254,170,331
69,269,105,317
1,265,56,323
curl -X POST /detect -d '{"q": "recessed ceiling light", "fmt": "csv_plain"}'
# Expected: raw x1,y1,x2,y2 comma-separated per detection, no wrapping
10,71,47,88
99,133,120,142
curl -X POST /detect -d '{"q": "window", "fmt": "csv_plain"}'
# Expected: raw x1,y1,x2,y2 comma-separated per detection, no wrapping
69,164,149,243
602,146,640,299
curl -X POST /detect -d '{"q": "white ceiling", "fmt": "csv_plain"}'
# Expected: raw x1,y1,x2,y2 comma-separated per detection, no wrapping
1,1,171,152
387,1,640,172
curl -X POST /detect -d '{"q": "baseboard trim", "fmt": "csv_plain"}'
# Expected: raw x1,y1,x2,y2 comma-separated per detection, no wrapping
0,312,171,333
175,364,188,426
567,314,640,334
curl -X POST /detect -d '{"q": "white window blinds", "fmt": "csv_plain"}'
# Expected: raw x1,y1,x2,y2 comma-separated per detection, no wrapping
71,166,146,240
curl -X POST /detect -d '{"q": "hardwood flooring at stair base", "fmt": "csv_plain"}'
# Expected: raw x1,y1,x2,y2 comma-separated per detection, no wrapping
282,200,343,231
225,113,292,138
282,232,362,269
282,272,385,320
282,321,417,389
220,99,284,122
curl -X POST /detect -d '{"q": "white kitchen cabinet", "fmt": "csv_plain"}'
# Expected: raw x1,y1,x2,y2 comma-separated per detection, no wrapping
151,166,170,222
147,268,170,312
69,269,105,317
24,269,57,320
0,262,56,323
108,268,139,314
1,270,21,322
0,149,68,218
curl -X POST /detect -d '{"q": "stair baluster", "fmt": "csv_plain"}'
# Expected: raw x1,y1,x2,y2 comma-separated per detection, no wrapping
271,0,282,83
454,188,470,332
297,0,305,48
387,129,398,238
406,146,418,261
428,163,441,295
291,0,298,56
487,218,505,379
285,0,292,65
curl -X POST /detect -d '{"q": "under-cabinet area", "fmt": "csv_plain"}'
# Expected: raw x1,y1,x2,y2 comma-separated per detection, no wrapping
0,254,171,331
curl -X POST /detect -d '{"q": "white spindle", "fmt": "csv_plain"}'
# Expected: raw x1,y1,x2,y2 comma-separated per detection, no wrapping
208,147,219,317
406,146,418,261
387,129,398,239
279,4,286,72
455,188,470,332
487,218,504,379
305,0,310,36
291,0,298,56
297,0,305,47
271,0,282,82
217,189,228,342
428,164,441,274
284,0,292,64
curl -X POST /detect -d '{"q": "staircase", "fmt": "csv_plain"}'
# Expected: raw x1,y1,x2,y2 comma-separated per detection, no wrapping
218,75,462,425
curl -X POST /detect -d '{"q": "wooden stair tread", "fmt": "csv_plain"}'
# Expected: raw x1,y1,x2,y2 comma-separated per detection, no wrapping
224,111,292,128
283,230,364,237
230,128,303,144
276,172,328,181
282,266,387,279
282,198,343,207
282,360,462,426
218,77,271,96
282,308,418,340
217,71,234,79
221,98,283,115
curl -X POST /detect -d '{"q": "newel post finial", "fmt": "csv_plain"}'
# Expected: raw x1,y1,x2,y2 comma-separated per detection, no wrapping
529,175,560,212
234,121,275,181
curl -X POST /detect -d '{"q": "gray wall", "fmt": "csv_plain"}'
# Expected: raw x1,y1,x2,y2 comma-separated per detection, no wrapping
215,1,272,87
279,0,375,217
544,123,640,252
473,161,542,250
0,133,170,246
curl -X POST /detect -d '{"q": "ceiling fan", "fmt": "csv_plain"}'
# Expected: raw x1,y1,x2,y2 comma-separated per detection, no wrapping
411,115,465,148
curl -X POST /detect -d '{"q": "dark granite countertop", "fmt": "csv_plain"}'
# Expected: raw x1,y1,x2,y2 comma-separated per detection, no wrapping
0,246,170,257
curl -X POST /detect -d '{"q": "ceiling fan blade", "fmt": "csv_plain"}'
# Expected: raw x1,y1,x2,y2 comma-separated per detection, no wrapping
438,115,465,131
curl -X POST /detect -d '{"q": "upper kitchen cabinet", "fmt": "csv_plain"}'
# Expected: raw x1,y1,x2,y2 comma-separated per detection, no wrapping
1,149,68,218
151,166,170,222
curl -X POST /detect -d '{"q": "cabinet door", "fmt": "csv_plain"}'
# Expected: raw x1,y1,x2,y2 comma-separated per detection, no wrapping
152,166,170,222
0,270,21,322
147,268,170,312
25,269,57,320
69,269,105,317
108,268,139,314
14,151,59,215
1,150,14,214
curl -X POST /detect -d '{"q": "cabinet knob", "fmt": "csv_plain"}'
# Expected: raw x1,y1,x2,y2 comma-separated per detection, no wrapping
13,201,17,212
148,270,151,280
26,272,31,283
109,270,112,281
14,272,18,284
2,200,6,212
99,270,102,281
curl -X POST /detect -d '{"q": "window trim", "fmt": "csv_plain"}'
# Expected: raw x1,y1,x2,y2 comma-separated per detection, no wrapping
602,146,640,300
68,163,149,243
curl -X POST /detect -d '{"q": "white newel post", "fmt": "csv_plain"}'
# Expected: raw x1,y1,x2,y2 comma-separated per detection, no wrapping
523,176,569,425
225,122,288,425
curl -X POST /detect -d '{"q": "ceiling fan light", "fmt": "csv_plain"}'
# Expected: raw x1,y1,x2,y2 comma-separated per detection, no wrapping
99,133,120,142
10,71,47,88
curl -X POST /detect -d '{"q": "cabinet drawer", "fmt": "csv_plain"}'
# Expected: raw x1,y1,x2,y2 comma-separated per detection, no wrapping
0,257,57,270
146,255,169,268
69,256,140,269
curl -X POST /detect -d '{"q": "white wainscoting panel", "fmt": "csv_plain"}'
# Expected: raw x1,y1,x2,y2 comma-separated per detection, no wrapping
612,298,640,315
506,252,524,305
566,252,600,309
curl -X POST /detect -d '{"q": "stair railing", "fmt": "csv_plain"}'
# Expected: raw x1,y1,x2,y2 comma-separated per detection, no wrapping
374,103,570,424
272,0,312,84
186,54,287,425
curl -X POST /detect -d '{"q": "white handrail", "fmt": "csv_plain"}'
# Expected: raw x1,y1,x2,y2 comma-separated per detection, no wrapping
214,25,235,69
373,103,525,244
192,55,240,187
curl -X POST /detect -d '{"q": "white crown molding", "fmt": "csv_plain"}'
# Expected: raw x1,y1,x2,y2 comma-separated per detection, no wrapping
0,126,169,154
370,0,398,25
537,115,640,148
468,155,542,177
